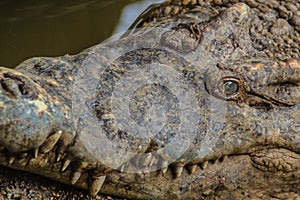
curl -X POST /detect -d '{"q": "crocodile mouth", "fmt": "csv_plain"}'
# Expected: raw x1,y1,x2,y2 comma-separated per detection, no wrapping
0,137,299,190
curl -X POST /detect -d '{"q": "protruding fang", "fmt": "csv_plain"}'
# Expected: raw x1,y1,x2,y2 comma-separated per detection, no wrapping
40,131,62,154
18,158,28,167
150,157,158,166
142,153,152,166
8,156,15,165
160,160,168,174
137,170,144,178
62,158,71,172
71,171,82,185
174,160,185,178
175,166,184,178
221,155,228,162
56,132,72,162
119,164,125,173
34,148,39,158
19,152,28,158
56,149,65,162
187,164,197,174
89,175,106,197
201,161,208,169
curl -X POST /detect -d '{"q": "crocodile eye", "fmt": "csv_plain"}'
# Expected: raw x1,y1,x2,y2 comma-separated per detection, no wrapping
221,79,239,97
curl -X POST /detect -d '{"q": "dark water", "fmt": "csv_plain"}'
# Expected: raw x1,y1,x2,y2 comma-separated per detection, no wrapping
0,0,161,68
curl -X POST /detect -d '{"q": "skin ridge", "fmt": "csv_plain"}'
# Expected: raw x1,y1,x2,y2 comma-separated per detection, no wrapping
0,0,299,199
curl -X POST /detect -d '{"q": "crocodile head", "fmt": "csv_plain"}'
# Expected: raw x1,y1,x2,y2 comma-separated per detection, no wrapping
0,2,300,199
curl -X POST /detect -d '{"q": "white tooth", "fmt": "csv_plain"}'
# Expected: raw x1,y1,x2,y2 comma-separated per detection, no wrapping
20,152,28,158
174,160,185,178
71,171,81,185
8,156,15,165
119,165,124,172
222,155,228,162
34,148,39,158
149,156,158,166
40,131,62,154
56,133,72,162
142,153,152,166
175,166,184,178
19,158,28,167
61,158,71,172
187,164,197,174
161,160,168,174
201,161,208,169
136,170,144,178
89,175,106,197
56,149,65,162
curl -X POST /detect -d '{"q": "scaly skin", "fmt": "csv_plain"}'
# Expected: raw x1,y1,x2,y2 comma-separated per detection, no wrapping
0,1,300,199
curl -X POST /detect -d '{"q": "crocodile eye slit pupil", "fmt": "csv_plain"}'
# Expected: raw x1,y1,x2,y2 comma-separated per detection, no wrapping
222,80,239,96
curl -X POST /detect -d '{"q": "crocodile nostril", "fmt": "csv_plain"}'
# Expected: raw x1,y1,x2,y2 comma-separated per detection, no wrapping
0,73,38,99
0,78,21,98
18,82,29,96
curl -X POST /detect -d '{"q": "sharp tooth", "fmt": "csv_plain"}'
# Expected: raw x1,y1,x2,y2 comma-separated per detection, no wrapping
56,133,72,162
20,152,28,158
142,153,152,166
222,155,228,162
187,164,197,174
89,175,106,197
161,160,168,174
149,156,159,167
19,158,28,167
71,171,82,185
119,164,125,172
56,148,66,162
40,131,62,154
136,170,144,178
8,156,15,165
61,158,71,172
34,148,39,158
174,160,185,178
175,166,184,178
119,163,129,173
200,161,208,169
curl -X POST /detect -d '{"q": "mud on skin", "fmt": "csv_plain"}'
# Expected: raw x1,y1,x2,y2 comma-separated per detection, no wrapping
0,0,300,199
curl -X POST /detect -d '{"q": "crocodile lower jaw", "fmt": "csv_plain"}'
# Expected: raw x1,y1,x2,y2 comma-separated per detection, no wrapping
0,138,299,199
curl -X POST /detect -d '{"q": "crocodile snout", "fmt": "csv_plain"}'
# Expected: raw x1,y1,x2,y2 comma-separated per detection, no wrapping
0,67,55,153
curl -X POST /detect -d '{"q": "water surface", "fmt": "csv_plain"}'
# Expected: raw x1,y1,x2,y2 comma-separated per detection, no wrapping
0,0,160,67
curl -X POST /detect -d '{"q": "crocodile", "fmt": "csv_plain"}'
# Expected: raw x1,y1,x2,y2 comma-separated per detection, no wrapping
0,0,300,199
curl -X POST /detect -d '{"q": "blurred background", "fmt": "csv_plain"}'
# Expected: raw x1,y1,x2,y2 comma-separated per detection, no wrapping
0,0,162,67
